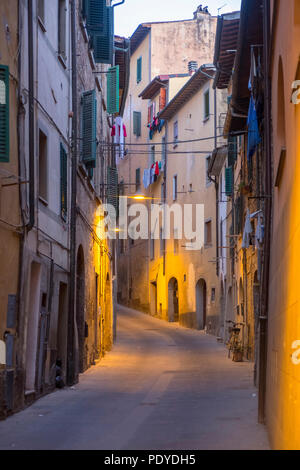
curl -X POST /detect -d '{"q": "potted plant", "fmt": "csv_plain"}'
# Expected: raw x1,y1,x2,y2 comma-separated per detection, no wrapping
232,343,244,362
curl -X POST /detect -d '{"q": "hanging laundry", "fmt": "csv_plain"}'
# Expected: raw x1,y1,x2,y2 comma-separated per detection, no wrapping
247,96,261,161
143,168,151,189
112,116,127,164
242,209,253,249
155,161,159,176
255,213,264,248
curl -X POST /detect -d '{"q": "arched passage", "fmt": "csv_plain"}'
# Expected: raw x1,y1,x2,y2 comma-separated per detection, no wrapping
196,279,207,330
76,245,85,373
168,277,179,322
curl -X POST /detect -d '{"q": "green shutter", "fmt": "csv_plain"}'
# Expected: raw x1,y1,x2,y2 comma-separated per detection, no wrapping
0,65,9,162
60,143,67,220
228,135,237,167
133,111,141,137
82,89,97,168
107,166,118,213
107,65,119,115
225,167,233,196
91,6,113,64
85,0,107,35
137,57,142,83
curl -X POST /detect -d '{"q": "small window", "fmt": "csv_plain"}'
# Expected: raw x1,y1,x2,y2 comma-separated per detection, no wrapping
173,175,177,201
205,220,212,245
211,288,216,302
206,156,211,185
58,0,67,60
160,228,164,256
39,129,48,202
133,111,141,137
137,57,142,83
173,121,178,146
204,90,210,120
150,145,155,165
150,237,155,260
135,168,141,191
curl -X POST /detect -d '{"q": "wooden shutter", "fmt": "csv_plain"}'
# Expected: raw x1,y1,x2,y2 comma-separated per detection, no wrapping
0,65,9,162
228,135,237,167
159,87,166,112
225,167,233,196
82,89,97,168
107,65,119,115
85,0,106,35
107,166,118,213
133,111,141,137
137,57,142,83
90,5,113,64
60,143,67,220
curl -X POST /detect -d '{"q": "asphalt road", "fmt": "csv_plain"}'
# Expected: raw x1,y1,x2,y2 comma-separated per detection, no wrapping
0,306,270,450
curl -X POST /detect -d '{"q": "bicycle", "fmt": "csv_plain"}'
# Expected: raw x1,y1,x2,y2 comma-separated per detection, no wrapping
226,320,245,360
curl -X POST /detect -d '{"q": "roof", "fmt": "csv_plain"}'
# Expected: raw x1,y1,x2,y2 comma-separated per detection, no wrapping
138,74,190,100
159,66,215,121
213,11,240,89
130,24,151,55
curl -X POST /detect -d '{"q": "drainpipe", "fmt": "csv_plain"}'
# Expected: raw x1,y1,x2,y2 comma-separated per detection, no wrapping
67,0,78,386
258,0,272,424
27,0,35,231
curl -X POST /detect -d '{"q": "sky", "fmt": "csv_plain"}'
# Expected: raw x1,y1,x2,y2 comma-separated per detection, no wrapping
114,0,241,37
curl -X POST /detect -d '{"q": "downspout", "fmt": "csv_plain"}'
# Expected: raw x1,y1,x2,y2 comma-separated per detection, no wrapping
67,0,78,386
27,0,35,231
258,0,272,424
214,86,219,276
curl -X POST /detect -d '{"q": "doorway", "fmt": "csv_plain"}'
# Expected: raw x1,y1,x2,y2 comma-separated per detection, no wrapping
168,277,179,322
76,246,85,373
150,281,157,316
25,262,42,391
196,279,207,330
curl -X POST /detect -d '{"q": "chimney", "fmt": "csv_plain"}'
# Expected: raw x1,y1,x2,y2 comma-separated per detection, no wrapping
188,61,198,75
193,5,210,19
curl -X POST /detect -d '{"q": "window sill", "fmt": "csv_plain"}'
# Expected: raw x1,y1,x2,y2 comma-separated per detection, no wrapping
88,49,96,71
58,54,67,69
80,19,89,43
203,116,210,123
38,17,46,33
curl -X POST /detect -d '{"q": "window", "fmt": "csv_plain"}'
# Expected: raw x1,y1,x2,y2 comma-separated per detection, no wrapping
133,111,141,137
58,0,67,59
86,1,113,64
60,143,67,220
211,288,216,302
173,175,177,201
0,65,9,162
148,103,155,124
160,228,164,256
137,57,142,83
173,121,178,146
162,136,166,162
150,237,155,260
39,129,48,201
38,0,45,25
150,145,155,165
135,168,140,191
205,220,212,245
206,156,211,186
159,87,166,111
204,90,210,120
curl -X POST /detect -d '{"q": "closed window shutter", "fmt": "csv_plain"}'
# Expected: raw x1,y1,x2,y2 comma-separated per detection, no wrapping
60,143,67,220
82,89,97,168
137,57,142,83
147,105,152,124
107,166,118,213
159,88,166,112
133,111,141,137
0,65,9,162
85,0,106,35
90,5,113,64
225,167,233,196
107,65,119,115
228,135,237,167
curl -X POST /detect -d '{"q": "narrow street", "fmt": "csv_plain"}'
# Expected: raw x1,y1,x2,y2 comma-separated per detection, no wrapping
0,307,269,450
